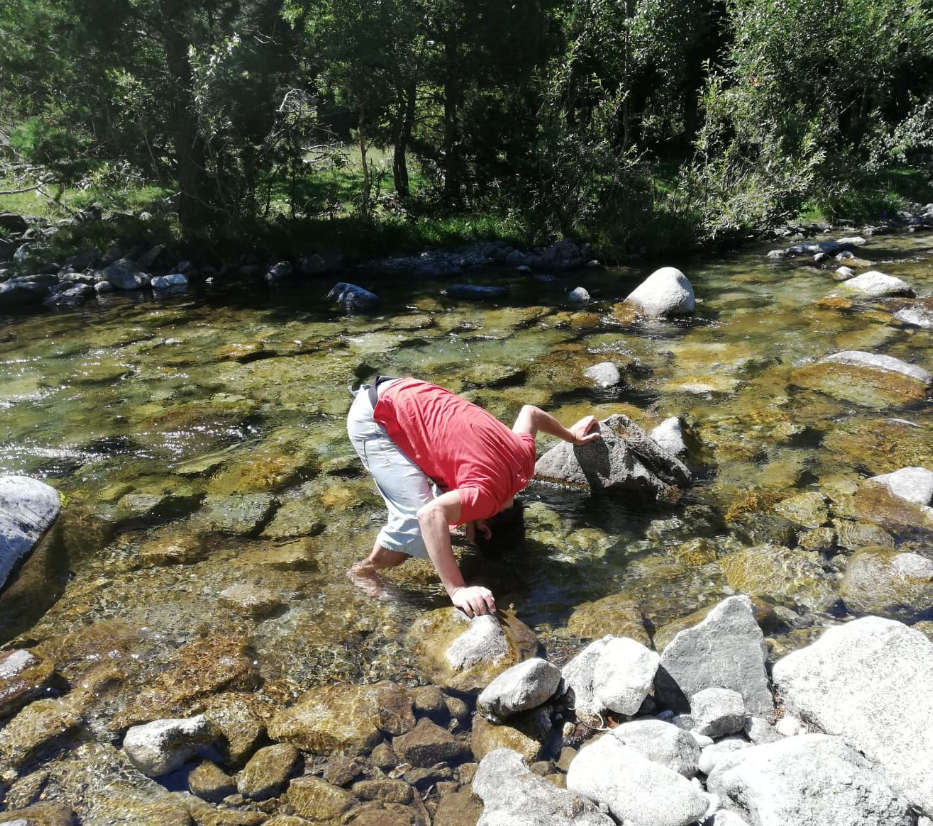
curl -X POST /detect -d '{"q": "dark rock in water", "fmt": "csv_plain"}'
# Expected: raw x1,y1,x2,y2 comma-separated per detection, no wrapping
44,282,94,308
327,281,381,313
265,261,294,283
0,277,51,309
534,414,691,501
443,284,507,300
98,258,149,290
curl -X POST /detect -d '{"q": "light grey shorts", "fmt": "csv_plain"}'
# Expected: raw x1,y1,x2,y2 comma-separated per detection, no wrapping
346,385,437,558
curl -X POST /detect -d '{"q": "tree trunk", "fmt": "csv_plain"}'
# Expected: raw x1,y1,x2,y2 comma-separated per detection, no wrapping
393,82,416,198
442,38,463,206
358,112,371,218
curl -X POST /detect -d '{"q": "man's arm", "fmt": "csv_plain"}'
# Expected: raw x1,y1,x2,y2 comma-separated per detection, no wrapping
417,490,496,618
512,406,601,444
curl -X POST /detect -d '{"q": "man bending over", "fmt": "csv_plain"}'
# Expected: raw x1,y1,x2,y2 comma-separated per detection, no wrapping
347,377,600,617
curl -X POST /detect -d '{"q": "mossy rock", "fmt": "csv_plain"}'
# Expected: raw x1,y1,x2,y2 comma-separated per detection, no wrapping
408,608,539,692
840,547,933,622
718,544,839,613
566,595,651,646
208,446,317,495
852,481,933,535
0,697,82,769
772,491,829,528
822,418,933,476
789,362,928,409
470,710,548,763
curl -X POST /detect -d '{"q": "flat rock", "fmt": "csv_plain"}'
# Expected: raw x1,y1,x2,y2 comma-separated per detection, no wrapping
218,583,284,618
707,734,912,826
122,715,216,777
791,353,930,408
0,476,60,590
772,491,828,528
841,547,933,621
562,635,659,717
624,267,696,318
268,681,414,754
191,493,277,535
689,687,745,738
534,414,691,500
477,658,562,721
772,617,933,815
473,748,614,826
829,270,914,299
0,697,82,770
393,717,470,767
408,608,538,692
609,719,700,777
655,596,773,716
566,735,709,826
869,466,933,505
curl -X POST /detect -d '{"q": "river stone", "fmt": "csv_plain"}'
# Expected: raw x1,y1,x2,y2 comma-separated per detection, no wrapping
772,617,933,815
202,692,268,767
853,480,933,533
689,688,745,738
0,697,82,770
790,354,930,409
567,595,651,645
99,258,150,290
191,493,277,535
609,719,700,777
833,518,894,550
895,305,933,328
0,650,55,719
584,362,622,388
568,286,591,303
567,735,709,826
218,583,284,618
122,714,216,777
829,270,914,299
869,466,933,505
471,708,550,763
562,635,659,717
822,350,931,384
718,545,838,613
393,717,470,767
772,491,828,528
0,277,51,308
655,596,773,716
327,282,381,313
237,743,300,799
151,273,187,290
268,681,415,754
841,547,933,620
434,788,484,826
707,734,912,826
473,748,614,826
408,608,538,692
534,414,691,500
411,685,447,723
0,476,60,591
698,737,751,775
649,417,686,457
239,537,317,570
624,267,695,318
477,658,561,722
287,775,354,820
188,759,236,802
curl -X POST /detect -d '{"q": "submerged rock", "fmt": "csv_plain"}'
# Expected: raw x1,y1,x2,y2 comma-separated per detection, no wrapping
623,267,696,318
443,284,508,300
122,714,216,777
393,717,470,767
470,711,549,763
237,743,300,800
0,696,82,770
707,734,912,826
566,735,710,826
655,596,773,716
841,547,933,621
0,650,55,719
567,594,651,646
473,748,614,826
772,617,933,815
828,270,914,299
408,608,538,692
534,414,691,501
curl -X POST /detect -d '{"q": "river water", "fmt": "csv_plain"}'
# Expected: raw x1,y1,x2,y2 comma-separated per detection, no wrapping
1,233,931,704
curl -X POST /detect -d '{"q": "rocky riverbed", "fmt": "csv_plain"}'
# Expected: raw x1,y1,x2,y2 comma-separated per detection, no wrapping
0,219,931,824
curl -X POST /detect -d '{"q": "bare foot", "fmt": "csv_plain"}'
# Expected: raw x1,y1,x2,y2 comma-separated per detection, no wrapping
347,561,389,599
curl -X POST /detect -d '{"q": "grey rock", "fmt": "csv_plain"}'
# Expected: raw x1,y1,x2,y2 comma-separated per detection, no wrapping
0,213,28,234
625,267,695,318
44,282,94,307
327,281,381,312
568,286,591,303
656,596,773,716
0,476,60,590
0,277,50,309
477,657,562,721
689,688,745,738
708,812,751,826
743,717,782,745
609,719,700,777
707,734,912,826
583,361,622,388
265,261,293,283
151,273,188,290
830,270,914,299
122,715,216,777
535,414,691,500
136,243,166,269
473,748,614,826
773,714,804,737
649,417,686,456
99,258,149,290
566,735,710,826
841,548,933,621
772,616,933,815
834,266,855,280
191,493,277,536
837,235,867,247
445,613,510,671
869,466,933,505
894,306,933,329
821,350,931,385
562,635,659,717
94,280,114,293
698,737,751,775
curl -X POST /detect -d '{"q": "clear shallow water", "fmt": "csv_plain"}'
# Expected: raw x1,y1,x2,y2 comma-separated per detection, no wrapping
1,233,931,698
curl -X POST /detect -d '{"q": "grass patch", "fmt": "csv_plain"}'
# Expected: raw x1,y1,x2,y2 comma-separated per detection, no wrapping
798,166,933,225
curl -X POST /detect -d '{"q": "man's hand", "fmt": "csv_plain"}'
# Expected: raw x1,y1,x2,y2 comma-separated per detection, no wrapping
451,585,496,617
569,415,601,445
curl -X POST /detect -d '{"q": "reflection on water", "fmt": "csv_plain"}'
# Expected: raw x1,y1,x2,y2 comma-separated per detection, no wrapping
1,233,931,694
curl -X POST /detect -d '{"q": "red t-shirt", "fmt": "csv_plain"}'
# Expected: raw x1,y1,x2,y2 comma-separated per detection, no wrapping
373,378,536,522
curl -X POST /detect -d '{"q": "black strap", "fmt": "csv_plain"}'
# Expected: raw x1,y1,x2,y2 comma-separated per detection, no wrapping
367,375,398,407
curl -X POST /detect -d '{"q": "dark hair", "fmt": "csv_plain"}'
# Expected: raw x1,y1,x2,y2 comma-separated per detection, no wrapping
476,499,525,555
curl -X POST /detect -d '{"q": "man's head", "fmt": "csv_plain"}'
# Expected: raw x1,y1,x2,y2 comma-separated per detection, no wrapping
476,498,525,554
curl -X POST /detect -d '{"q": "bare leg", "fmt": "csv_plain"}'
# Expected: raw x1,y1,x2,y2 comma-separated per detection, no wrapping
348,540,408,598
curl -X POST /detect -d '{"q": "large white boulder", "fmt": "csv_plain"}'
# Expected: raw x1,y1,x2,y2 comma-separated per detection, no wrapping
830,270,914,299
625,267,695,318
772,617,933,816
562,635,659,717
0,476,60,590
